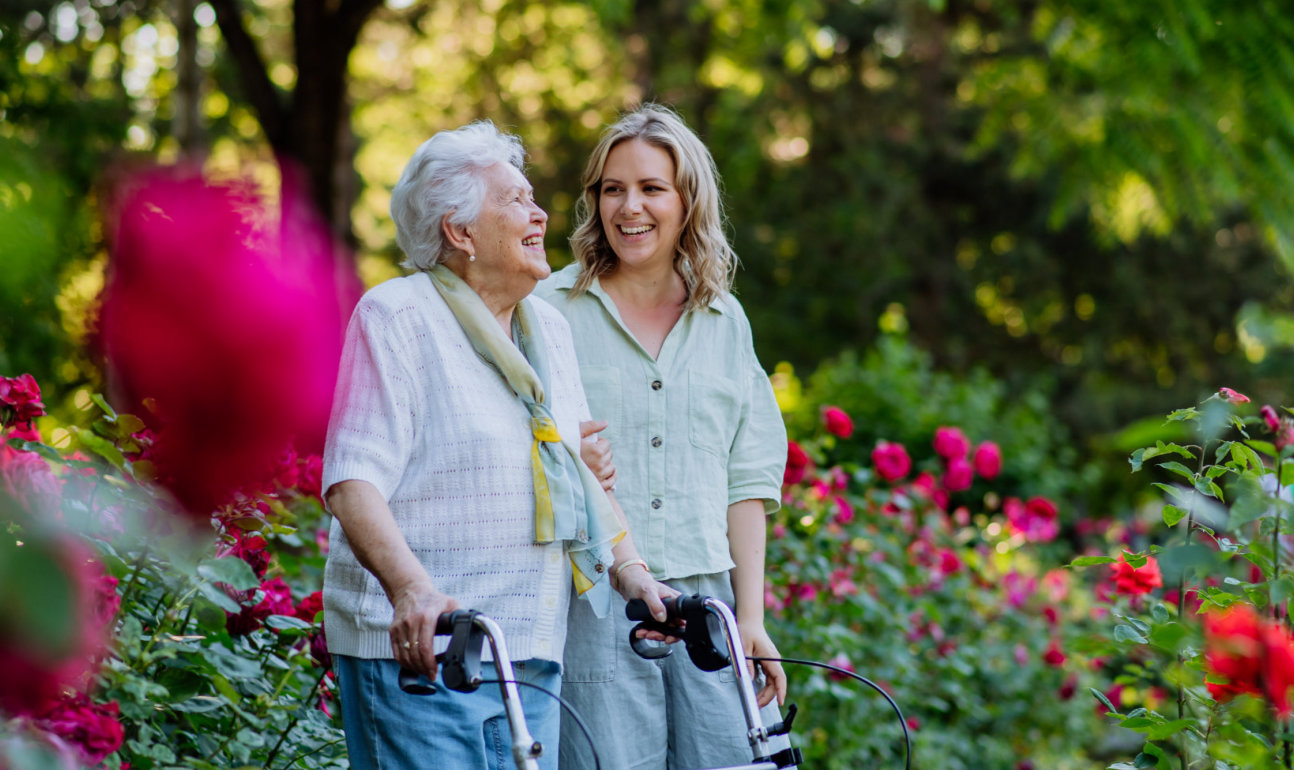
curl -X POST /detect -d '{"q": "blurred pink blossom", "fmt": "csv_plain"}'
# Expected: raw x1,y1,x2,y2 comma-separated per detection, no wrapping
932,426,970,460
96,170,357,515
971,441,1002,479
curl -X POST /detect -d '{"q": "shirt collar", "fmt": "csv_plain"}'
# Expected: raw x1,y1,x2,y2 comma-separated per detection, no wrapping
551,264,729,316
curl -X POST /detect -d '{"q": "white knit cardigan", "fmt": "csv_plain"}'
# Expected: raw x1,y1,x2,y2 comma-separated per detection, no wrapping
321,273,585,663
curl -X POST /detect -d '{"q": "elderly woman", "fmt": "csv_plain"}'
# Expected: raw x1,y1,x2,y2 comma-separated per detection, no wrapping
535,105,790,770
321,121,672,769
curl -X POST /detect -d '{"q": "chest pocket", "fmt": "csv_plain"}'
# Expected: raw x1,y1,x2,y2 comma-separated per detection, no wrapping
687,371,742,458
579,365,622,445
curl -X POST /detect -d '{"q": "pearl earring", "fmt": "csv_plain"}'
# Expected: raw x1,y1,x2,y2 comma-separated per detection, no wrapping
468,253,476,262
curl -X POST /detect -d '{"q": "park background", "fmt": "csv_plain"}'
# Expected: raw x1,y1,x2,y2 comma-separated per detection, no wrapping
4,0,1294,767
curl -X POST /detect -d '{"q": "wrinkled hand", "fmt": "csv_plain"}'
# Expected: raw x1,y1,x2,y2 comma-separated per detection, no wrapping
740,620,787,707
580,420,617,492
615,565,682,643
389,583,460,679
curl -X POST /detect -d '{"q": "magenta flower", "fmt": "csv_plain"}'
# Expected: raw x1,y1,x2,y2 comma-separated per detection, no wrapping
871,441,911,482
942,457,974,492
96,170,357,516
33,693,125,766
932,426,970,460
1004,496,1060,543
821,405,854,439
784,441,810,485
971,441,1002,480
1219,387,1250,404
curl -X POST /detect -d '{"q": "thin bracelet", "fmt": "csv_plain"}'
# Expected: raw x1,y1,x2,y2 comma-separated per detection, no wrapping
614,558,650,579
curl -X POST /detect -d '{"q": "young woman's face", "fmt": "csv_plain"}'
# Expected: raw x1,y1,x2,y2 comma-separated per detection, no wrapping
598,139,685,272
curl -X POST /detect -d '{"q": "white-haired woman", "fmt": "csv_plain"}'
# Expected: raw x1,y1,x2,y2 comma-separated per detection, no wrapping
535,105,790,769
321,121,674,769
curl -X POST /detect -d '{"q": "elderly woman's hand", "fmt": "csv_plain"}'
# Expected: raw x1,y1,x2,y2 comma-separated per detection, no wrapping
580,419,617,492
389,582,461,679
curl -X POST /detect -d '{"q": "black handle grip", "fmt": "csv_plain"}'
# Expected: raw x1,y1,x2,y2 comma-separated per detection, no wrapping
397,610,473,695
625,595,682,622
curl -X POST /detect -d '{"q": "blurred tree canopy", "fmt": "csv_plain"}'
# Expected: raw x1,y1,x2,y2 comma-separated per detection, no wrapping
2,0,1293,444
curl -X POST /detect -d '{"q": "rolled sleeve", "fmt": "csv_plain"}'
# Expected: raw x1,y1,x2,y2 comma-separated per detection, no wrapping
726,358,787,513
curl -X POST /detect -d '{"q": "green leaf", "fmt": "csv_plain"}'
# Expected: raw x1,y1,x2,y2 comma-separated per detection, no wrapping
90,393,117,419
196,582,242,613
1130,448,1146,472
1145,718,1195,740
170,695,224,713
1122,551,1148,568
198,557,260,591
72,426,125,469
1091,687,1118,714
264,614,312,632
1162,504,1187,527
1158,460,1196,481
1071,556,1117,567
1114,624,1148,644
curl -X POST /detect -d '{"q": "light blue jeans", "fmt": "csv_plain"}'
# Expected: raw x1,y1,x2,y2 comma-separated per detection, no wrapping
335,655,561,770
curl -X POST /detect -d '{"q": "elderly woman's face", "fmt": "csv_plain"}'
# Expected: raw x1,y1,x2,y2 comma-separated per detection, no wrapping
470,162,550,286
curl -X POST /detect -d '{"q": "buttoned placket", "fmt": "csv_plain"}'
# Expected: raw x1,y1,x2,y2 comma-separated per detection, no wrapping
586,279,689,577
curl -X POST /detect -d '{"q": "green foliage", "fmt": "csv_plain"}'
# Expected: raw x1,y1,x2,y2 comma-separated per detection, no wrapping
1070,391,1294,768
784,333,1094,504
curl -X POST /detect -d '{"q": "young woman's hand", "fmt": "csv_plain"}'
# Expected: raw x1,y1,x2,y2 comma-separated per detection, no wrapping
739,620,787,707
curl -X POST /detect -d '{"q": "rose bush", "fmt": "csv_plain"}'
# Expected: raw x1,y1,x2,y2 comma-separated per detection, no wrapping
0,372,345,768
766,399,1103,768
1068,389,1294,769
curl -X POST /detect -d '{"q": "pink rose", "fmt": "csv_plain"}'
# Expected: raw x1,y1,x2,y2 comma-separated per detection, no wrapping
1005,496,1060,543
942,457,974,492
295,590,325,623
1263,405,1282,432
96,171,358,515
871,441,911,482
971,441,1002,480
33,694,125,766
1219,387,1250,404
820,405,854,439
833,496,855,525
932,426,970,460
0,373,46,426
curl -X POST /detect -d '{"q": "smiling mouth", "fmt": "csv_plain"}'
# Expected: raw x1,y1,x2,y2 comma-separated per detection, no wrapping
619,224,653,236
522,235,543,247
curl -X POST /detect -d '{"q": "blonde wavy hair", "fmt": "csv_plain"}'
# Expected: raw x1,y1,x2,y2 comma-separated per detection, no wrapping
568,104,736,311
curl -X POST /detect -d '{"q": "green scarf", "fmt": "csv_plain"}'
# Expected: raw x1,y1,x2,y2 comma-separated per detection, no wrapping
427,266,622,617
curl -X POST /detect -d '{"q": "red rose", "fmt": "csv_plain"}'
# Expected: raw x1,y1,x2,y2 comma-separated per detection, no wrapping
937,549,962,576
295,590,325,624
0,373,46,427
932,426,970,460
1205,604,1294,716
218,529,271,579
832,496,855,525
942,457,974,492
871,441,911,482
299,454,324,499
34,694,125,766
226,577,295,636
971,441,1002,480
1004,496,1060,543
821,406,854,439
1110,554,1163,596
1042,639,1066,667
1218,387,1250,404
784,441,810,485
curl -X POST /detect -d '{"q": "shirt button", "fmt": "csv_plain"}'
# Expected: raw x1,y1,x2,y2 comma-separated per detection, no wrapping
544,596,557,608
651,498,662,509
651,380,663,391
651,436,662,448
595,563,605,573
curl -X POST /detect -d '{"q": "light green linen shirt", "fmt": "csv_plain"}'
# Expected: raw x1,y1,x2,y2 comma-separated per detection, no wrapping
534,264,787,581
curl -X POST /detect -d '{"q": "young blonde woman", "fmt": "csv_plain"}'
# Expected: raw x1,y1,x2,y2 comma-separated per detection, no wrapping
535,105,789,769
